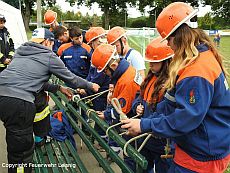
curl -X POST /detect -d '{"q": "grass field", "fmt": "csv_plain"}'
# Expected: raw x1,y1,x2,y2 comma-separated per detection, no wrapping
218,37,230,79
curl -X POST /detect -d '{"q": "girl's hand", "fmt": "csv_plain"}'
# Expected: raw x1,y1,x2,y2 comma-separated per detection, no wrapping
107,84,114,104
92,83,100,92
136,104,144,115
121,119,141,136
96,111,105,120
79,89,87,96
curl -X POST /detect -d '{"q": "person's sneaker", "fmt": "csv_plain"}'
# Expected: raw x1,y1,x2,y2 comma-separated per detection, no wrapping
110,146,121,155
105,146,121,163
45,136,53,143
35,136,46,147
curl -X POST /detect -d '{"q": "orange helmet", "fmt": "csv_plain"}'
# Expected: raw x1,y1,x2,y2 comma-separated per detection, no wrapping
145,36,174,62
85,29,91,44
85,27,107,44
107,26,126,45
156,2,198,41
44,10,57,25
92,44,118,72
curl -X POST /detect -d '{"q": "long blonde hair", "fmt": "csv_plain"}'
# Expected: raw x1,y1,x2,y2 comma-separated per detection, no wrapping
165,24,227,90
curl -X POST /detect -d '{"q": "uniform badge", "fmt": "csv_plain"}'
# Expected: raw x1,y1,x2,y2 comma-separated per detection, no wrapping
134,71,143,86
118,98,126,108
187,88,199,105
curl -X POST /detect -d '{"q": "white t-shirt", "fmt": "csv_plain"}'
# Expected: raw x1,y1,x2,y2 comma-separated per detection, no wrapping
121,49,146,71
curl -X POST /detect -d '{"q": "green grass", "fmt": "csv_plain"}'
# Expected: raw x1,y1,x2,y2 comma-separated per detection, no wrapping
218,37,230,81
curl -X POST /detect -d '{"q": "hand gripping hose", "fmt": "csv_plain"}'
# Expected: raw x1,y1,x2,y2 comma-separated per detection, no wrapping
106,98,127,137
74,89,110,105
106,98,143,137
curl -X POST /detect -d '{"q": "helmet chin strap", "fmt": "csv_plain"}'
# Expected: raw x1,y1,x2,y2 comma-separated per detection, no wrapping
108,66,115,77
119,38,125,56
151,70,159,76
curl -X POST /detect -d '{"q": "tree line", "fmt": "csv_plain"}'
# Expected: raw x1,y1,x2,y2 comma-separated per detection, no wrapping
2,0,230,31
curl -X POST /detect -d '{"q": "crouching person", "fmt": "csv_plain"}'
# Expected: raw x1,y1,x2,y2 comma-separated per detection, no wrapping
34,82,72,147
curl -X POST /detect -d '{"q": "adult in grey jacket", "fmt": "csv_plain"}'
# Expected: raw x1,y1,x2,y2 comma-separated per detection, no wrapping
0,28,99,173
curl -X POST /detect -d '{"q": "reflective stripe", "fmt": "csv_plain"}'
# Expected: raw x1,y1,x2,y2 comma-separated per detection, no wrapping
34,106,50,122
0,52,3,59
9,51,14,56
164,92,176,102
111,108,116,120
0,64,6,67
17,166,24,173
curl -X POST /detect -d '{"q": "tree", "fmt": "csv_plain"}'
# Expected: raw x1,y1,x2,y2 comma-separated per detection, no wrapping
101,8,127,28
73,0,137,29
204,0,230,25
3,0,57,31
198,13,215,30
2,0,20,9
130,17,147,27
138,0,200,27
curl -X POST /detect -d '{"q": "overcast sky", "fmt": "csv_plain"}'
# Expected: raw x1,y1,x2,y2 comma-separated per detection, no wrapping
56,0,211,18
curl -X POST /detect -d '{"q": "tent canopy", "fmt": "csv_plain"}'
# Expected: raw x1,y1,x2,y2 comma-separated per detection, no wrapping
0,1,27,49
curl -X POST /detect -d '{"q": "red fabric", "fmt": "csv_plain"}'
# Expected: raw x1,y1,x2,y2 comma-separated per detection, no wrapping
174,145,230,173
53,111,63,122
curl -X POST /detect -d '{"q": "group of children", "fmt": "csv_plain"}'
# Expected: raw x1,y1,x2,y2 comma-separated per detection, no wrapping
34,2,229,173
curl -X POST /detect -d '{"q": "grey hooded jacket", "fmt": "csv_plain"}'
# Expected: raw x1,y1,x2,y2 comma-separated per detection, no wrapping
0,41,93,103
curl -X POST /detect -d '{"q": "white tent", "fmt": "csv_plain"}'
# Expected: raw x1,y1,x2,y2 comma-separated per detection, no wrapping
0,1,27,49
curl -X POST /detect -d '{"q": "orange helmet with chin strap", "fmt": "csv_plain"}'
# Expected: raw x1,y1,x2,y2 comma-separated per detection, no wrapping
156,2,198,42
145,36,174,62
91,44,119,72
85,27,107,44
107,26,126,45
44,10,57,25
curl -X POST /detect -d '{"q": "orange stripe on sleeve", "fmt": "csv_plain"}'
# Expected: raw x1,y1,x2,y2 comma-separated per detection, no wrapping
81,43,92,54
57,43,73,57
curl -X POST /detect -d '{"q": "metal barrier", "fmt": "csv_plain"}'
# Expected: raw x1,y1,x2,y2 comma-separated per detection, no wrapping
48,89,148,173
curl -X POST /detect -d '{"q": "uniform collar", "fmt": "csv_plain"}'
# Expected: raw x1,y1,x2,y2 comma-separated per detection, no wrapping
196,43,209,53
111,58,129,84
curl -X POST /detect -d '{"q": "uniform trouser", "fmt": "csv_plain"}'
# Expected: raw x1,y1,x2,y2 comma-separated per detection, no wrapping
123,134,136,172
92,97,107,138
167,162,196,173
140,146,172,173
33,115,51,137
0,96,36,173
